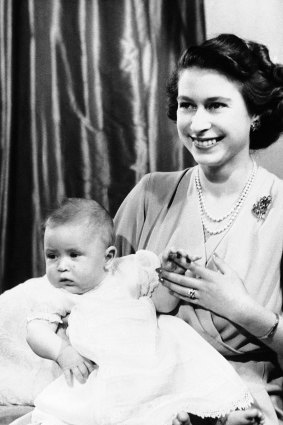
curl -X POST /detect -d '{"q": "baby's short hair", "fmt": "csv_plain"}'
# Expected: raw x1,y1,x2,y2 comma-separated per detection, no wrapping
45,198,114,247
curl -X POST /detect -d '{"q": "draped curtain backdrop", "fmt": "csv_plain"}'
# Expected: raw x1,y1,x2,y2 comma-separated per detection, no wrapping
0,0,205,291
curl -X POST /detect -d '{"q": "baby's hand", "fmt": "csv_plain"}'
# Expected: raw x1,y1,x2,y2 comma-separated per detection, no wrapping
56,344,96,386
160,247,199,275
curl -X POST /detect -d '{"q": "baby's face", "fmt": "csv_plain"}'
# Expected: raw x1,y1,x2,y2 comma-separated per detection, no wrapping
44,221,107,294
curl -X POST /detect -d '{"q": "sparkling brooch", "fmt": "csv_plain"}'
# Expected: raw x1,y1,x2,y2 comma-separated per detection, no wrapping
252,195,272,220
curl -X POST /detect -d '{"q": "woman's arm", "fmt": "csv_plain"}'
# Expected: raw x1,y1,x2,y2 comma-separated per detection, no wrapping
159,253,283,356
151,283,180,313
114,175,150,256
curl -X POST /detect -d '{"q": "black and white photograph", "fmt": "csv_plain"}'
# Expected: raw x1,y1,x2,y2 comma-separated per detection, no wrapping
0,1,283,424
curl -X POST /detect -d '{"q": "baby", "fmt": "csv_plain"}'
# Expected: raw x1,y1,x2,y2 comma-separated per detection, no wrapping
26,198,259,425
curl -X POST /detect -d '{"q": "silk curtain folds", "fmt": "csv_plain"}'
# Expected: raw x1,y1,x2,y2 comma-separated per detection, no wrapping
0,0,205,291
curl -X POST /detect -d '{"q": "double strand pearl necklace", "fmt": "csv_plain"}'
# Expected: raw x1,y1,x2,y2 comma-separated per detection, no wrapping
195,159,257,236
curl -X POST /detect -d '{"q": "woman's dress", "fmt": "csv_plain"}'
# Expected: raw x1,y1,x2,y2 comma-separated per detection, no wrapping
114,165,283,425
29,251,252,425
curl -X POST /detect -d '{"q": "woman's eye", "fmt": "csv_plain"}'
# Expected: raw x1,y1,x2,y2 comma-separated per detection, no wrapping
207,102,226,110
70,252,80,258
178,102,196,111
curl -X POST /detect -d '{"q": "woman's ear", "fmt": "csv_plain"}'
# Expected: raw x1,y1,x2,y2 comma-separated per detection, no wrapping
251,115,260,131
104,246,117,270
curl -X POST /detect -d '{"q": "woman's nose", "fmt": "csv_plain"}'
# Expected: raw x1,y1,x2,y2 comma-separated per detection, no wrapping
190,108,211,133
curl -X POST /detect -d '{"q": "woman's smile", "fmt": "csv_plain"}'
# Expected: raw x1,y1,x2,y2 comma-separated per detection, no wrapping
190,136,224,149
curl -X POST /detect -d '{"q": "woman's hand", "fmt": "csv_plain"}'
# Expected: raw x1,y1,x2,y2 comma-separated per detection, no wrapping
158,252,251,321
160,247,201,274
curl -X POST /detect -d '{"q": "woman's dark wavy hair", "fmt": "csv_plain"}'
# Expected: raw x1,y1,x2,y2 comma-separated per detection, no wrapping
167,33,283,149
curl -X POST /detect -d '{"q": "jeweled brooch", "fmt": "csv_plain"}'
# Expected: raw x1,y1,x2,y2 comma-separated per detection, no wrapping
252,195,272,220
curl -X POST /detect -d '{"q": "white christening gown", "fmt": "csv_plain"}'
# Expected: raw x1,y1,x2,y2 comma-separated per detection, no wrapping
30,250,252,425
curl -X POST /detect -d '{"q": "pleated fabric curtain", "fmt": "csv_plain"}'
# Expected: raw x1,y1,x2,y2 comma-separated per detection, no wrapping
0,0,205,291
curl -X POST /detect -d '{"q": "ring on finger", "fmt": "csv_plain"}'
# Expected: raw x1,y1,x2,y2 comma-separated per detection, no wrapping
187,288,196,300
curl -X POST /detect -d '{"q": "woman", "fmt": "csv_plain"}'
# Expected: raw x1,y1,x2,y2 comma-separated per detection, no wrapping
114,34,283,425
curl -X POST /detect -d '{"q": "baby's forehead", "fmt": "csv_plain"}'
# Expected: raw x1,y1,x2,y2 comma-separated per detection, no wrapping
44,222,105,252
46,216,96,231
44,219,102,242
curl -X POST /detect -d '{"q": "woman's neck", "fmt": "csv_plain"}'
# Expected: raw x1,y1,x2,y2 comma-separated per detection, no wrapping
198,156,255,198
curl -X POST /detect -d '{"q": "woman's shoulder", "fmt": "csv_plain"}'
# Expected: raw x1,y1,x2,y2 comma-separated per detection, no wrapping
116,167,193,213
257,166,283,207
116,168,192,208
146,168,192,184
258,165,283,189
143,168,193,197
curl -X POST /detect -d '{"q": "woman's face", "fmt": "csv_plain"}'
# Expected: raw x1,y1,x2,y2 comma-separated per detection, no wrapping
176,67,254,169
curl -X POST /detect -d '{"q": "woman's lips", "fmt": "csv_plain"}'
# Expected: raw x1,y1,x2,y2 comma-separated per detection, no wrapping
191,136,223,148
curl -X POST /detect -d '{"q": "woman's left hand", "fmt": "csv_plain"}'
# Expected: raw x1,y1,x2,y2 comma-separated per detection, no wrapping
159,253,251,321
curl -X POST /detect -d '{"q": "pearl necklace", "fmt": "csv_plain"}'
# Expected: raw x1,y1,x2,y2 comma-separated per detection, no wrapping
195,159,257,235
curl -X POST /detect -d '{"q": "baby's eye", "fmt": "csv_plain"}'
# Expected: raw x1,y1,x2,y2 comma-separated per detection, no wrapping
70,252,80,258
46,252,56,260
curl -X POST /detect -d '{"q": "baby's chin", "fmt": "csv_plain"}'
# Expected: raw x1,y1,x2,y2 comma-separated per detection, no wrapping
62,286,83,295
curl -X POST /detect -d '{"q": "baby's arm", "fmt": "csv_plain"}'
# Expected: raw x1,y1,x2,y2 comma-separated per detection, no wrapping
27,319,95,385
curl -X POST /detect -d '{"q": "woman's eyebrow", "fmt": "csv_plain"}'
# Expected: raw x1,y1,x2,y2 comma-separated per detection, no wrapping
205,96,231,102
177,95,192,101
177,95,231,102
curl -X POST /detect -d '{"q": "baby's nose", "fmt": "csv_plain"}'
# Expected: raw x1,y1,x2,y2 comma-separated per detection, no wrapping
57,258,70,272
